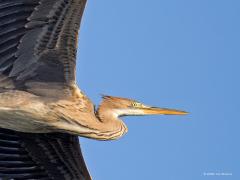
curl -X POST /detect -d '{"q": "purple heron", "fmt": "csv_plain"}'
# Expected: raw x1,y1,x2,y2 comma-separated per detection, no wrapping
0,0,187,179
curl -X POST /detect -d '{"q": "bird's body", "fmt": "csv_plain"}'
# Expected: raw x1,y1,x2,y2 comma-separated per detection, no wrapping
0,0,187,179
0,83,128,140
0,0,186,140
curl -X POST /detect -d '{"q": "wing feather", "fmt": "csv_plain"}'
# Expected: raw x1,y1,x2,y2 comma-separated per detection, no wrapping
0,0,87,88
0,128,91,179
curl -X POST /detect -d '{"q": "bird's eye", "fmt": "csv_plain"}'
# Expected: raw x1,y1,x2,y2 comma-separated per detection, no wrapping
132,102,142,108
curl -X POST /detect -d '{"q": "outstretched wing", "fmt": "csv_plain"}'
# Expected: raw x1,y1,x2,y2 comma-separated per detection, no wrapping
0,0,86,87
0,128,91,180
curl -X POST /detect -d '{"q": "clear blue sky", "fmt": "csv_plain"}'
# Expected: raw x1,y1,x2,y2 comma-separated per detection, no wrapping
76,0,239,179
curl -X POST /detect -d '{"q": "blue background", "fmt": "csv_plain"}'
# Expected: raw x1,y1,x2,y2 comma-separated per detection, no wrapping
77,0,239,179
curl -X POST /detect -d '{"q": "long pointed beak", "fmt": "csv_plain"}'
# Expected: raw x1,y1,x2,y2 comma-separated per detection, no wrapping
141,107,188,115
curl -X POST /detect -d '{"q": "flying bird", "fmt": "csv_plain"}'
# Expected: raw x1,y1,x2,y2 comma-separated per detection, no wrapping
0,0,187,179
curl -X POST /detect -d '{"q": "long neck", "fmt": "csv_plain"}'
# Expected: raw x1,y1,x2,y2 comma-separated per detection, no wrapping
50,93,128,140
93,104,128,140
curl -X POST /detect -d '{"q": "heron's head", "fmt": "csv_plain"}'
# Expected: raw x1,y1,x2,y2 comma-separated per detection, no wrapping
99,95,188,117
